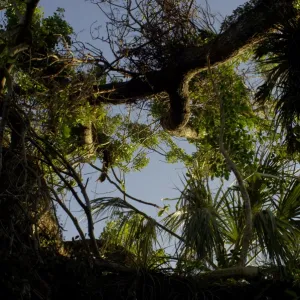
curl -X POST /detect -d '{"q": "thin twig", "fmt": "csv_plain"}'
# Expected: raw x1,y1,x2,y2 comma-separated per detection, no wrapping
29,133,100,258
50,187,89,251
90,163,162,209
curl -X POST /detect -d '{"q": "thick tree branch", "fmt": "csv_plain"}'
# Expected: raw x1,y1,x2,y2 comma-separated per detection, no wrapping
92,70,166,104
94,0,294,137
179,0,292,75
200,266,259,280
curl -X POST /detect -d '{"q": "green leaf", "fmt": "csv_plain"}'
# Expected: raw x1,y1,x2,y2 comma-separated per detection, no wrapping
62,125,71,138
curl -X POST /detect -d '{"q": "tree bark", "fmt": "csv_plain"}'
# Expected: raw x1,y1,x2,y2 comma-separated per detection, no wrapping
177,0,293,75
200,266,259,280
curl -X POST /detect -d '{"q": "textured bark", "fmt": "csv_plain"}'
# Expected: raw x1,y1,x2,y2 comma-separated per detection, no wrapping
161,76,191,131
95,0,294,136
92,70,167,104
81,121,95,161
177,0,293,75
200,266,259,280
0,0,40,152
0,1,41,251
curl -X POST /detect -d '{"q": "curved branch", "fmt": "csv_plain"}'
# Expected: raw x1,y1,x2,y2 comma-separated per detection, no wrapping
90,163,162,209
93,0,293,138
179,0,293,75
92,70,166,104
160,76,199,138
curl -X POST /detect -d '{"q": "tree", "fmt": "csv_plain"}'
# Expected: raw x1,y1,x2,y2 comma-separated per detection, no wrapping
0,0,300,299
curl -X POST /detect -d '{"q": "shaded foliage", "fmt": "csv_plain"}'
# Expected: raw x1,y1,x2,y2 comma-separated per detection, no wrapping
254,5,300,151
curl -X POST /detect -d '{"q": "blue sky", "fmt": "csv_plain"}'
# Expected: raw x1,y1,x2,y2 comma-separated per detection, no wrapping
38,0,248,240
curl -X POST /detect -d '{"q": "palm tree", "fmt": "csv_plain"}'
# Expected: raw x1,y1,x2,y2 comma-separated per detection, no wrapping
90,149,300,275
254,6,300,151
163,176,225,271
161,148,300,272
91,196,171,269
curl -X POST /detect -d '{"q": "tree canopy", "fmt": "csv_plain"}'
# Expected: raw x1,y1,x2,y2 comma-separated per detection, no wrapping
0,0,300,299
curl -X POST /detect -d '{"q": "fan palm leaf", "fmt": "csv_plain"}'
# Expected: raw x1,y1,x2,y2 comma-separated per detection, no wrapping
247,149,300,264
277,179,300,228
255,10,300,151
91,197,163,268
163,177,224,263
253,209,297,264
216,148,300,265
217,188,243,246
91,196,132,219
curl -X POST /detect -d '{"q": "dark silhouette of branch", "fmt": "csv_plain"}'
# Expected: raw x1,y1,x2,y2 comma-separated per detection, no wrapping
90,163,162,209
94,0,293,137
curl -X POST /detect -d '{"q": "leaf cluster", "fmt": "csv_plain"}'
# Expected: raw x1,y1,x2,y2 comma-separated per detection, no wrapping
189,64,260,178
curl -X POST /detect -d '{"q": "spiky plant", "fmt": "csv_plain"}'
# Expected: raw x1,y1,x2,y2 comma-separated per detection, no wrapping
255,8,300,151
225,149,300,265
163,176,225,266
91,196,167,269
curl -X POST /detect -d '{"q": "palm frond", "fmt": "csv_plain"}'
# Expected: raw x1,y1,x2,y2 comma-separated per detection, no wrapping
253,208,298,265
135,217,160,265
97,205,164,269
254,12,300,151
217,188,243,245
277,179,300,228
91,196,132,219
215,147,300,265
245,148,299,210
164,177,224,262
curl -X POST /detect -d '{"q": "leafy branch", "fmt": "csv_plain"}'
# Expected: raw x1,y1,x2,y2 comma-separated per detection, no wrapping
207,57,252,267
